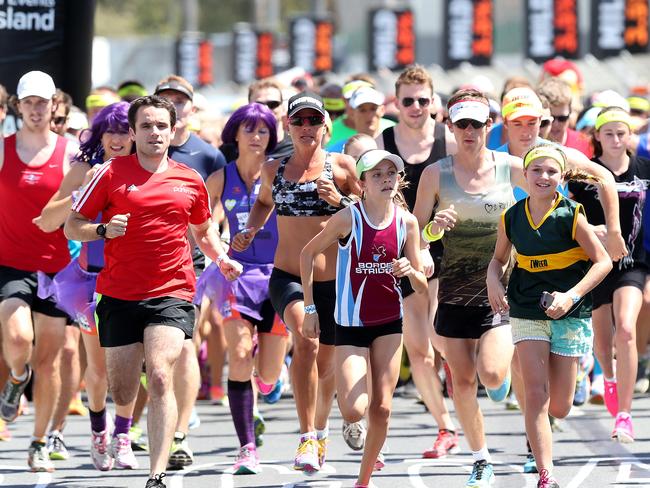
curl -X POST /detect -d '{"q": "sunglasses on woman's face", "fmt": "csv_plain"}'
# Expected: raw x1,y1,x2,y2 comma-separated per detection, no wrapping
552,114,570,123
454,119,486,130
52,116,67,125
258,100,282,110
289,115,325,127
401,97,431,108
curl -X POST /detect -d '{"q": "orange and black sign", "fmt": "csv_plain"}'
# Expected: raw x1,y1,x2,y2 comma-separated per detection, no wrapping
232,26,275,85
625,0,649,53
443,0,493,69
198,40,213,86
368,8,415,71
525,0,579,62
290,17,334,75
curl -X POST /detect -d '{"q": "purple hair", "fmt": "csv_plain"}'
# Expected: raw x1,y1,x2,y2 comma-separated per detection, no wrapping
221,103,277,154
76,101,131,165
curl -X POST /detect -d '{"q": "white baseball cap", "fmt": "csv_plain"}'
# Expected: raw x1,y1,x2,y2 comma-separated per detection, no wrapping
356,149,404,178
16,70,56,100
350,87,385,110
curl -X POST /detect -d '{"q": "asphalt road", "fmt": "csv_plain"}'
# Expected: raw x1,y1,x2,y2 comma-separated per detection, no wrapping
0,387,648,487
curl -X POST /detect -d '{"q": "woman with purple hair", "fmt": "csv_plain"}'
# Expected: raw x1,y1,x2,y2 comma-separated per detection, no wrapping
36,101,139,471
197,102,286,474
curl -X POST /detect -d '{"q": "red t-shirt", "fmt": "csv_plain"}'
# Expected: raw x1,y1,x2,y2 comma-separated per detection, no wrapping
72,154,211,301
564,128,594,158
0,134,70,273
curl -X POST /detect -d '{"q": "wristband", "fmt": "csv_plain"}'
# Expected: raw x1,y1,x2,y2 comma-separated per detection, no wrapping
216,255,226,266
422,221,444,243
339,196,353,208
304,304,317,315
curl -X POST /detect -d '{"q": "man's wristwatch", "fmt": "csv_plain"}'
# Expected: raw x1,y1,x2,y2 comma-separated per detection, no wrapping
96,224,107,238
339,196,353,208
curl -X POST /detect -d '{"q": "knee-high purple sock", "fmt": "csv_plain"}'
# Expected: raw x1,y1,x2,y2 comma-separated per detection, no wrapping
113,415,132,437
228,379,255,447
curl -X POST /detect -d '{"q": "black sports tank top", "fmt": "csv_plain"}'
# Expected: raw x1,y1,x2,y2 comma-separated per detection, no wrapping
272,153,341,217
382,121,447,211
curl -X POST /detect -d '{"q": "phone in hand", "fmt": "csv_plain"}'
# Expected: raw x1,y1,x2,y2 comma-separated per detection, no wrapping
539,291,554,310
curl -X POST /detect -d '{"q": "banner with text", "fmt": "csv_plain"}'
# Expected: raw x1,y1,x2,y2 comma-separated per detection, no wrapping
368,8,415,71
525,0,579,62
289,16,334,75
443,0,493,69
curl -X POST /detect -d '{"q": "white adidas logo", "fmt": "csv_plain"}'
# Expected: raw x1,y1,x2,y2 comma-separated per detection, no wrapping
127,184,139,192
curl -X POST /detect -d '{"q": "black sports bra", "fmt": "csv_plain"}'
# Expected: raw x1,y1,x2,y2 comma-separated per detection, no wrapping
272,154,341,217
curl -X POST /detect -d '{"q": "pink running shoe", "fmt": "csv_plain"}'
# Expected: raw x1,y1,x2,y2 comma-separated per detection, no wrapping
423,429,460,459
254,374,274,396
354,482,377,488
90,430,114,471
612,413,634,443
537,468,560,487
233,442,260,474
603,379,619,417
110,433,139,469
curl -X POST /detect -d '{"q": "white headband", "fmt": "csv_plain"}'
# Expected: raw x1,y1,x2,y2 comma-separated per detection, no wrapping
449,99,490,123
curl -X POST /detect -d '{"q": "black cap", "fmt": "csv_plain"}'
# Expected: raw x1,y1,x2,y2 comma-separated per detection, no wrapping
154,79,193,101
287,92,325,117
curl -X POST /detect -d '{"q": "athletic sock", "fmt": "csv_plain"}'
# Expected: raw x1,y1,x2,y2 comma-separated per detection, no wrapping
11,367,28,383
89,408,107,433
113,415,132,437
472,446,491,463
316,424,329,440
227,379,255,447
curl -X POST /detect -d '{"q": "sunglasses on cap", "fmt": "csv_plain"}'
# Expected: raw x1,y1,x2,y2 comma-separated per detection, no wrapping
258,100,282,110
289,115,325,127
552,114,570,123
52,116,67,125
401,97,431,108
454,119,486,130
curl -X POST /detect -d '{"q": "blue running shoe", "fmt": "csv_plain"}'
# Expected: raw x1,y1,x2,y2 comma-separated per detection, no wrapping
466,459,495,487
486,373,511,403
523,453,538,473
262,377,283,404
573,373,588,406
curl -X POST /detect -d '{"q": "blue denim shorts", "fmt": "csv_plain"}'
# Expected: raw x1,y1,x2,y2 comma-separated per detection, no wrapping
510,316,593,357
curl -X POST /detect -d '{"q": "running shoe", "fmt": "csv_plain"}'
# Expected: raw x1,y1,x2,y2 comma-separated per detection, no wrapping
90,429,114,471
0,366,32,422
68,393,88,416
612,413,634,443
604,378,619,417
261,377,283,404
28,440,54,473
188,407,201,430
589,374,604,404
353,483,377,488
443,360,453,399
465,459,495,487
293,437,320,472
486,373,511,403
523,453,538,473
233,442,260,474
253,410,266,447
254,374,275,396
634,357,650,394
342,420,366,451
129,424,148,452
0,419,11,441
537,468,560,488
317,436,328,467
505,392,520,410
423,429,460,459
47,431,69,460
110,433,139,469
145,473,167,488
374,440,389,471
573,373,589,407
168,432,194,469
210,385,228,406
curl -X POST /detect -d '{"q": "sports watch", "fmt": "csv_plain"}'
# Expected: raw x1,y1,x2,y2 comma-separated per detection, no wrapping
96,223,107,238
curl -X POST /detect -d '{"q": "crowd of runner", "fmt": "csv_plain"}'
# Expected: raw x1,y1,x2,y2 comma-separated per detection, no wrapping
0,58,649,488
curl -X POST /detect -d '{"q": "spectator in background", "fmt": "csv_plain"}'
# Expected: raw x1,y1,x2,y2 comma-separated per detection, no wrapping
329,75,376,148
248,78,294,160
51,90,73,137
117,80,147,103
537,77,593,157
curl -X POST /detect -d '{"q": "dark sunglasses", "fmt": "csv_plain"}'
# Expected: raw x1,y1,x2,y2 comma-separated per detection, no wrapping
401,97,431,108
289,115,325,127
258,100,282,110
52,116,67,125
552,114,570,123
540,119,552,128
454,119,486,130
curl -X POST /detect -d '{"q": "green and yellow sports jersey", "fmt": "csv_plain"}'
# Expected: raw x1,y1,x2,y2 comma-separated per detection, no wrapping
504,194,592,320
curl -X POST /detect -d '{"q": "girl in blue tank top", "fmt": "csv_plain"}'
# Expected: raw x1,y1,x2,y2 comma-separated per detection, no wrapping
486,144,611,486
199,103,287,475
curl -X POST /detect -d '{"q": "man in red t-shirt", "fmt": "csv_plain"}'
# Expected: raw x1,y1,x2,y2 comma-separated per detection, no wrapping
65,96,240,488
0,70,77,473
